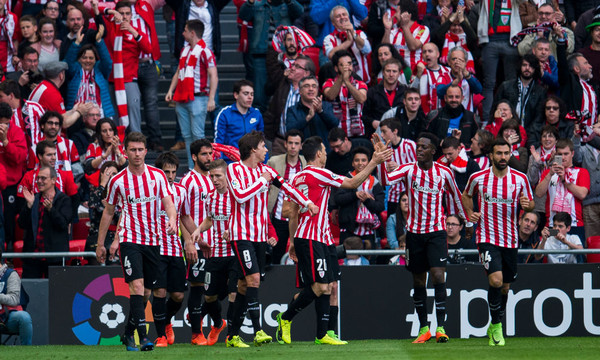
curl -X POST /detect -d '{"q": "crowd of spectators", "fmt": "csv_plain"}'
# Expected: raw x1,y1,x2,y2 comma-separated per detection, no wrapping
1,0,600,274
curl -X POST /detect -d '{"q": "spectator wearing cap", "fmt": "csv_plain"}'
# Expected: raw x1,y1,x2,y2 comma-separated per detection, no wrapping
578,11,600,89
574,5,600,50
28,61,92,129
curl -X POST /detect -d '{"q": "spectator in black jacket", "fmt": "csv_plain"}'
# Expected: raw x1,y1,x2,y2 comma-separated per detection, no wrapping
494,54,547,147
334,146,385,244
381,87,427,142
426,84,478,148
19,166,72,278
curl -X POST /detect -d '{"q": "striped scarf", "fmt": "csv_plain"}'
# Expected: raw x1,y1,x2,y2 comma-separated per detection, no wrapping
510,21,555,47
212,143,240,162
437,146,470,173
0,9,16,72
271,25,315,53
173,40,206,103
76,70,101,108
112,23,128,128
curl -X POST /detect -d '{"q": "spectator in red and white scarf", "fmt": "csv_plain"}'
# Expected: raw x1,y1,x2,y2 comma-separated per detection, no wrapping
438,136,480,192
517,3,575,60
415,42,450,115
436,46,482,113
528,124,559,217
485,100,528,148
0,0,19,74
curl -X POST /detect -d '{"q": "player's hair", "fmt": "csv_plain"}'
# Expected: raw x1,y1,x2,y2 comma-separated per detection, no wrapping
331,50,353,68
351,146,372,161
399,0,419,21
95,118,118,149
380,118,402,135
190,139,213,158
115,1,133,11
329,5,349,22
0,103,12,120
296,54,316,76
302,136,324,162
186,19,205,38
441,136,461,150
541,125,560,140
38,165,57,180
233,79,254,94
553,212,572,227
491,137,511,152
124,132,147,150
208,158,228,173
239,130,266,161
497,119,522,144
520,211,540,225
328,127,348,144
20,14,37,25
404,87,420,98
417,132,440,152
155,151,180,170
0,79,21,99
382,58,402,71
39,110,64,127
36,139,55,157
556,138,574,152
285,129,303,142
475,130,494,155
446,214,465,227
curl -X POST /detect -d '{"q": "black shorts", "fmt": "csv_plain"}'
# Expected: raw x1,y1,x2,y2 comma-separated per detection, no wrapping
478,243,518,283
205,256,238,298
187,249,208,284
119,242,161,289
156,255,188,293
232,240,267,278
328,245,341,281
405,230,448,274
295,238,332,287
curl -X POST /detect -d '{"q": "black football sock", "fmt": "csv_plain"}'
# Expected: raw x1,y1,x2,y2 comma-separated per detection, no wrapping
188,286,204,334
282,287,316,321
226,301,235,332
499,293,509,320
125,311,135,336
434,283,446,328
206,300,222,326
328,305,339,332
228,294,246,337
488,286,502,325
315,294,330,339
152,296,167,337
166,297,183,322
413,286,428,329
130,295,147,339
245,287,262,332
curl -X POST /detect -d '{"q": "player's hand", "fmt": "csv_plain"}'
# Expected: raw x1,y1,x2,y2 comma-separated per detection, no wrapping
185,241,198,263
371,133,390,152
386,161,399,172
191,227,203,244
399,12,411,28
222,230,230,242
166,218,177,235
109,240,119,261
267,237,277,247
373,147,393,165
519,194,531,209
288,244,298,263
469,211,481,223
261,171,273,182
96,246,107,264
307,203,319,216
198,240,211,259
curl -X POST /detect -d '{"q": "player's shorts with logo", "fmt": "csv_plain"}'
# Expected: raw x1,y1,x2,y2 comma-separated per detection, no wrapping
187,250,208,283
477,243,518,282
119,242,161,288
328,244,341,281
232,240,267,278
295,238,332,287
205,256,239,298
405,230,448,273
156,255,188,293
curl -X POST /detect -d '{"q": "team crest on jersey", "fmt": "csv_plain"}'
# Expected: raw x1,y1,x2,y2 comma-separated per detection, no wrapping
193,270,200,277
126,268,132,276
149,180,156,189
246,261,252,269
231,179,240,189
319,270,325,278
433,175,441,183
204,283,209,290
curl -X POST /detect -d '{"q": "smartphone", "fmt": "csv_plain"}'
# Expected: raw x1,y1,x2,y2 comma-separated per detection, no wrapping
549,229,559,237
458,0,465,6
553,155,563,165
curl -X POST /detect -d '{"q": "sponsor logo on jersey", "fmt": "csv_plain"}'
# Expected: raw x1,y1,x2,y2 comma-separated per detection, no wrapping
127,195,156,204
412,181,440,194
483,193,513,204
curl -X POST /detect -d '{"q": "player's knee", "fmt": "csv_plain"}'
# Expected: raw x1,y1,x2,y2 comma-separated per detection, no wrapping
488,277,503,288
205,295,218,302
171,292,185,302
312,282,329,296
129,279,145,295
153,288,167,298
228,292,236,302
246,273,260,288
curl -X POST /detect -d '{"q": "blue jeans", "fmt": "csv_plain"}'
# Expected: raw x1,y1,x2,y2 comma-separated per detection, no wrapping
251,55,267,112
137,62,162,144
6,311,33,345
481,40,519,124
175,96,208,169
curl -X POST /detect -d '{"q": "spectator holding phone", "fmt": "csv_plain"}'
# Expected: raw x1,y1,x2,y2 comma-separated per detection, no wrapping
536,212,583,263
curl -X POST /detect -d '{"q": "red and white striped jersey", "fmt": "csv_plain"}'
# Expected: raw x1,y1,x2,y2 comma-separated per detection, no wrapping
0,10,18,73
540,167,590,227
323,29,371,83
106,165,172,246
22,0,61,4
292,166,345,244
465,167,534,248
205,189,234,258
40,135,79,172
17,168,78,197
389,22,430,71
177,42,216,96
180,169,215,246
131,4,152,61
580,79,598,142
272,160,303,220
85,142,126,163
227,161,311,243
377,138,416,203
419,65,451,114
386,162,466,234
159,183,186,257
323,77,368,137
12,100,44,151
438,74,474,111
29,80,66,114
472,155,490,170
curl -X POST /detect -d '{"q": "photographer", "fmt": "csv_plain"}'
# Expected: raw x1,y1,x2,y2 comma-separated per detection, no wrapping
5,47,43,100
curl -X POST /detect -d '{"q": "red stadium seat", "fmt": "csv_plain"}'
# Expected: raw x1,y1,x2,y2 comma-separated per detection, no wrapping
69,239,88,266
586,236,600,263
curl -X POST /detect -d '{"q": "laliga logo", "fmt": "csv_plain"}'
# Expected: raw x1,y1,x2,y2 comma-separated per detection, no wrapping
71,274,131,345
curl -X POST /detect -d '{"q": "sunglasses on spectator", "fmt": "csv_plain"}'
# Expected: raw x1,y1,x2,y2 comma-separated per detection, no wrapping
546,106,559,111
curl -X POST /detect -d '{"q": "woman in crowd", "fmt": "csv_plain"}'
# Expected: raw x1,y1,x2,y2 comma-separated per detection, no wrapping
371,43,412,85
497,118,529,173
533,95,573,145
40,1,67,38
64,24,114,118
485,100,527,147
386,191,408,250
84,118,126,187
527,125,559,227
468,129,493,170
31,18,61,71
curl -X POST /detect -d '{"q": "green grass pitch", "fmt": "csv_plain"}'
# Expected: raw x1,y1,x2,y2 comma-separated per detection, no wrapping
1,338,598,360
